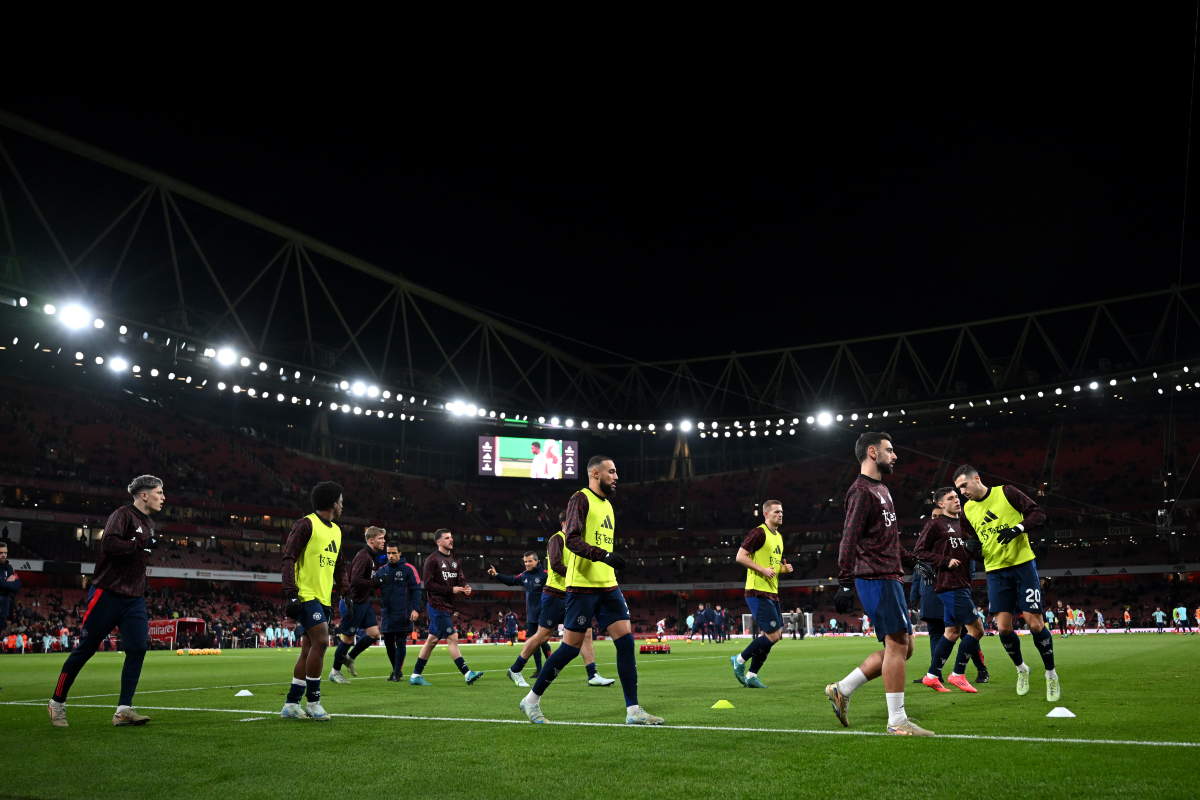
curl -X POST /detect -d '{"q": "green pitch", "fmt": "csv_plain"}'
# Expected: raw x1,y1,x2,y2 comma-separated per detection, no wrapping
3,635,1199,799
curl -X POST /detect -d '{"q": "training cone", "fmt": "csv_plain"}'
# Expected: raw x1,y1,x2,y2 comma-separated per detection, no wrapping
711,700,735,709
1046,707,1076,718
235,690,254,697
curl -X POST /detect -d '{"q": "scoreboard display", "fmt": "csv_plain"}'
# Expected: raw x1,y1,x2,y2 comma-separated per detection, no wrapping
477,436,579,479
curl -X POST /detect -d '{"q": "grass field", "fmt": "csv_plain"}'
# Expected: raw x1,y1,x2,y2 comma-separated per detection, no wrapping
3,634,1199,799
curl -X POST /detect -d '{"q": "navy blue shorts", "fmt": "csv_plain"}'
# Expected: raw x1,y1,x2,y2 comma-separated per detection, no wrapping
337,598,379,635
427,604,456,638
297,599,332,635
918,583,945,622
938,588,977,627
985,560,1042,616
855,578,914,642
538,593,566,629
564,587,630,633
747,596,784,634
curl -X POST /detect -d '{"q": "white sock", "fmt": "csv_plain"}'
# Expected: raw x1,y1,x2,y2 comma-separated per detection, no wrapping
116,704,131,715
1016,662,1030,674
951,671,964,677
838,667,869,697
736,655,746,665
524,690,541,705
885,692,906,727
292,678,305,686
1046,668,1058,680
627,704,639,715
50,699,65,709
746,672,757,680
925,672,939,680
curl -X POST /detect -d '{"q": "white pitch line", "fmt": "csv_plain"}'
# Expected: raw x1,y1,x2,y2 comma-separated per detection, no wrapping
1,701,1195,748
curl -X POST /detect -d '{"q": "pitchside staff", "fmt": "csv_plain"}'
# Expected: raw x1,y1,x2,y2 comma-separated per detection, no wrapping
953,466,1060,702
280,481,349,721
48,475,164,728
377,541,422,681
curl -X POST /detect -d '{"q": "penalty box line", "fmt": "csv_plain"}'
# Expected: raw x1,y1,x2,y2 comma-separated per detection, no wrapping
1,701,1197,748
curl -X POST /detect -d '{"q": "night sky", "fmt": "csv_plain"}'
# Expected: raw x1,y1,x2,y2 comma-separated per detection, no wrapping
4,7,1199,365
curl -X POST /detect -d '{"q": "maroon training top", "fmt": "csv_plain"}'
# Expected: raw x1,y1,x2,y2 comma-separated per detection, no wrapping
838,474,914,582
422,549,467,613
92,505,154,597
913,515,973,591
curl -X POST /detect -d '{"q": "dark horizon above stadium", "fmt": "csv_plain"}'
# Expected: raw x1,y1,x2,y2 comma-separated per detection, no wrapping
3,7,1200,368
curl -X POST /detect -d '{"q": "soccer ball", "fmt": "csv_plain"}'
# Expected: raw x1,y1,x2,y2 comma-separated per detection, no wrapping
215,648,222,655
177,649,184,655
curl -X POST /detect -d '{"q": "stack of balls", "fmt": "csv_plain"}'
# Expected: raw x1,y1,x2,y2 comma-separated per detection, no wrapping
177,648,223,655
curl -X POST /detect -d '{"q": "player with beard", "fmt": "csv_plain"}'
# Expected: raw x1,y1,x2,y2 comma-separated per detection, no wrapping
914,487,985,693
48,475,164,728
518,455,663,725
953,465,1058,701
825,433,932,736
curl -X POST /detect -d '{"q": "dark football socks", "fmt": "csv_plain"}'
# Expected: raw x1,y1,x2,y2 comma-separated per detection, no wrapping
453,656,469,675
1031,627,1055,670
586,661,598,679
613,634,638,708
952,634,979,675
532,643,580,695
413,657,428,675
999,631,1024,666
349,635,375,660
332,641,351,670
511,654,529,673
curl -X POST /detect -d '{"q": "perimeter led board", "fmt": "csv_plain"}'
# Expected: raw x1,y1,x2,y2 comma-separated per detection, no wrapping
478,436,578,479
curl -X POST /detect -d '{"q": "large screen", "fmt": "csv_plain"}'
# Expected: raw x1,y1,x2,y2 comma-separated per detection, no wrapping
478,436,578,479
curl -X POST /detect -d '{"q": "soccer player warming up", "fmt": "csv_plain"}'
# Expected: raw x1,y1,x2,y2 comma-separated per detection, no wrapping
519,455,663,725
410,529,482,686
377,540,422,681
330,526,388,684
913,487,985,694
954,466,1059,702
501,514,614,688
280,481,348,721
731,500,794,689
48,475,164,728
825,433,933,736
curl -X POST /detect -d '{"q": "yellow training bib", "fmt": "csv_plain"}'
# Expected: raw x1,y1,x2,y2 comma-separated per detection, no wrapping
546,531,568,592
566,488,617,589
962,486,1035,572
295,512,342,605
744,523,785,594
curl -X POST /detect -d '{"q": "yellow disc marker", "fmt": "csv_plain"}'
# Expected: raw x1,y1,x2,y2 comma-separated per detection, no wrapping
711,700,735,709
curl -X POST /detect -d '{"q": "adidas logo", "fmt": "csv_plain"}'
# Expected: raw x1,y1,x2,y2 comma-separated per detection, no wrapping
773,545,782,554
600,516,614,530
983,510,998,523
324,541,338,553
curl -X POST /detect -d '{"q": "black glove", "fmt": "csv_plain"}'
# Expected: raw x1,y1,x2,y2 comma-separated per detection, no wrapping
995,526,1023,545
603,552,627,570
965,537,982,555
343,598,356,622
914,562,936,587
284,593,302,621
834,585,854,615
142,533,159,553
